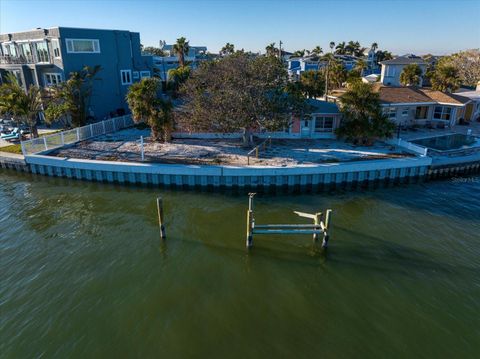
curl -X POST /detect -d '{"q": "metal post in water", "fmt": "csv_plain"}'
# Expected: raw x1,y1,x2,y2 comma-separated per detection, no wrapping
246,193,256,248
140,136,144,161
43,137,48,151
157,197,166,239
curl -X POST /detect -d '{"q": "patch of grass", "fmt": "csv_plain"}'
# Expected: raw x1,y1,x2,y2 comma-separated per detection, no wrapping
0,144,22,154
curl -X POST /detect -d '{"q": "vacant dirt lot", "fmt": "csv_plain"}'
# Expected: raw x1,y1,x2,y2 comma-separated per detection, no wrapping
49,128,411,166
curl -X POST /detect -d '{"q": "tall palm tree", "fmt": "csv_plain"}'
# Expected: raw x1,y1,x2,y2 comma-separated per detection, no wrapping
335,41,346,55
172,37,190,67
265,42,277,57
371,42,378,51
311,46,323,56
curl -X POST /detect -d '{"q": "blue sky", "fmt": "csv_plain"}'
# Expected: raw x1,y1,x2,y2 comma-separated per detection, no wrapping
1,0,479,55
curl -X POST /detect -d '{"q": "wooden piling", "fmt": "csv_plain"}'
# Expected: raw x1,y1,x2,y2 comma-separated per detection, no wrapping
322,209,332,248
157,197,166,239
313,212,322,241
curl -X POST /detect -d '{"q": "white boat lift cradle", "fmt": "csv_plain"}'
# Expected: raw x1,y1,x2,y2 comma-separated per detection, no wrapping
245,193,333,249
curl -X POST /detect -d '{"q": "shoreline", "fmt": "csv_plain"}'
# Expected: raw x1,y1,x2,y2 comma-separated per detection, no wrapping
1,151,479,191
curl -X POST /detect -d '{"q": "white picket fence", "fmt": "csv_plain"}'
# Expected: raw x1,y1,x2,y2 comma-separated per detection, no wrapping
21,115,134,155
387,138,428,157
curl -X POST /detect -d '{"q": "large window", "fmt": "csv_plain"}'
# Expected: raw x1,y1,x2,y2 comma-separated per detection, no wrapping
433,106,452,120
19,43,32,61
140,71,151,78
386,107,397,119
120,70,132,85
1,43,17,57
44,73,62,86
314,116,334,132
65,39,100,53
33,41,49,62
51,39,61,58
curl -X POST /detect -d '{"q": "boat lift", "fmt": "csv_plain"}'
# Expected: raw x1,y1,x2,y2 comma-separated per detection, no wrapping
245,193,332,249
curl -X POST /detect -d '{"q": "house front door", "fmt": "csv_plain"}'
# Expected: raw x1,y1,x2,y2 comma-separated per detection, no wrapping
301,119,311,137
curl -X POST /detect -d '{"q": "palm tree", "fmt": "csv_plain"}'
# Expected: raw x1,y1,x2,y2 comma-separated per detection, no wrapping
172,37,190,67
220,42,235,56
328,59,348,89
354,59,367,74
430,64,461,93
335,41,346,55
376,50,393,63
399,64,423,86
371,42,378,51
126,78,173,142
0,73,43,137
311,46,323,56
336,82,395,145
167,65,191,96
265,42,277,57
292,49,305,58
44,65,101,127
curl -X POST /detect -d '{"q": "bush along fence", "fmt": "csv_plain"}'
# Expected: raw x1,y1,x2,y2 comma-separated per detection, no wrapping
20,115,134,156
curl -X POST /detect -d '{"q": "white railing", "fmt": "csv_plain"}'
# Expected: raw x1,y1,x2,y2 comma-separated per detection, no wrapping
21,115,134,155
387,138,428,157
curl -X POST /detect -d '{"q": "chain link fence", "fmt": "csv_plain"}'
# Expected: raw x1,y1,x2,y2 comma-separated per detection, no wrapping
21,115,134,156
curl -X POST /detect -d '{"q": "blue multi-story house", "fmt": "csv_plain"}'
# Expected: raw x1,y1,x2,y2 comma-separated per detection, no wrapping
0,27,153,120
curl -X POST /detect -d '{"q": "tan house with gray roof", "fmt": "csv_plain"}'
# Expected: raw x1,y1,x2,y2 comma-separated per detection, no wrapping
329,85,473,130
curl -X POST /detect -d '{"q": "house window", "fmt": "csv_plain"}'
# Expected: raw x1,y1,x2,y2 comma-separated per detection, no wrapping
132,71,139,80
44,73,62,86
314,116,334,132
20,43,32,60
51,39,61,58
33,41,49,62
2,43,17,57
120,70,132,85
401,109,409,116
386,66,395,77
140,71,151,78
386,107,397,119
433,106,452,120
65,39,100,53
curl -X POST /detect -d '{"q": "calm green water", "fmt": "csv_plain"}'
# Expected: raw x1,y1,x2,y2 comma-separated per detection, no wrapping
1,170,480,358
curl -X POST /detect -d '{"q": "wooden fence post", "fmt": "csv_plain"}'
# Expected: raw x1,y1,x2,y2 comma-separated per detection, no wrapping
313,212,322,241
322,209,332,248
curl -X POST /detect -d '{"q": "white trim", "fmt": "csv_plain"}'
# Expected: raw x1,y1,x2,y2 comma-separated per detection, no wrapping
380,102,436,107
140,70,151,78
51,38,61,58
120,69,132,85
44,73,62,86
65,38,100,54
132,71,139,80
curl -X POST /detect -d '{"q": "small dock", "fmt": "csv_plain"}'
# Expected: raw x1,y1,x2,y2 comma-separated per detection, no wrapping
245,193,333,248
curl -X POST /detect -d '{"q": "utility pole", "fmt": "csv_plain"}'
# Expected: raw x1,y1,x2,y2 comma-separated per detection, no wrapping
279,40,283,60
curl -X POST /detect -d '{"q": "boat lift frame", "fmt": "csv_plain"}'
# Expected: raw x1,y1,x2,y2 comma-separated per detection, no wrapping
245,193,332,249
